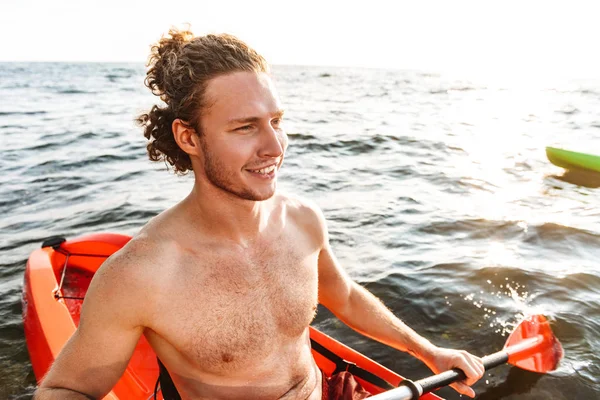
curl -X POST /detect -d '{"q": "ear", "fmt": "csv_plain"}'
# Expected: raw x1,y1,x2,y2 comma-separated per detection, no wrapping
172,119,200,156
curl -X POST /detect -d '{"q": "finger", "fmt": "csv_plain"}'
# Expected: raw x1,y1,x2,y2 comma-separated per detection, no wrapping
454,353,483,386
470,354,485,379
465,352,484,370
462,352,485,382
475,355,485,377
450,382,476,398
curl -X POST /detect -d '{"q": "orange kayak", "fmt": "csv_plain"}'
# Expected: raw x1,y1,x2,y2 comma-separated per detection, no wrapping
22,233,442,399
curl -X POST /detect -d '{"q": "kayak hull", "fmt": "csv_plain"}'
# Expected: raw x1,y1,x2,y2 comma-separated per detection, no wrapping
546,146,600,173
23,233,442,399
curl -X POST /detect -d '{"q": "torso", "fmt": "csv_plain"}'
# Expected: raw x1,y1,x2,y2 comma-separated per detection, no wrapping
130,194,323,399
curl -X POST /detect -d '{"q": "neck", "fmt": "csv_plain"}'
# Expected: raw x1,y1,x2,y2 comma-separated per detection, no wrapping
182,181,272,247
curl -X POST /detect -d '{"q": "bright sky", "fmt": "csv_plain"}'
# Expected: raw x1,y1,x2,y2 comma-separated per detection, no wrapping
2,0,599,77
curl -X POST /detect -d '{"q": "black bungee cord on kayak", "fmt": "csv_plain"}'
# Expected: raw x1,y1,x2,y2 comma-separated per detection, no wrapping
153,358,181,400
310,338,396,391
42,237,110,301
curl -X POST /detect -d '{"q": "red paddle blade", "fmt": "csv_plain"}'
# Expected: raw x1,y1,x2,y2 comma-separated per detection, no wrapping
503,314,563,373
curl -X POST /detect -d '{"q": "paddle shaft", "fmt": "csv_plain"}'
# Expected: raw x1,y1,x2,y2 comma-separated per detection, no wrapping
368,350,509,400
418,350,508,394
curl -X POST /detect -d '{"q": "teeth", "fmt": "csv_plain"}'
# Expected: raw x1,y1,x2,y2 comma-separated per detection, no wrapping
252,165,276,175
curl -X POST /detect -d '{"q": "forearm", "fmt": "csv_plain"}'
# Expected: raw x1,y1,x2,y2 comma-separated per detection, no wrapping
33,387,96,400
336,282,437,362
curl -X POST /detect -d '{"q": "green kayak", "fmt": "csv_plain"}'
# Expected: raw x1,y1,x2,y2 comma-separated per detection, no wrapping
546,147,600,173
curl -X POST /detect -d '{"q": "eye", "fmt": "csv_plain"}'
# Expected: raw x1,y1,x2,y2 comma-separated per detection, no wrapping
235,125,253,132
272,118,283,127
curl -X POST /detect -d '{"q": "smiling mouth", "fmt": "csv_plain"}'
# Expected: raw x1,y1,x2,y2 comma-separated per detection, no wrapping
247,164,277,175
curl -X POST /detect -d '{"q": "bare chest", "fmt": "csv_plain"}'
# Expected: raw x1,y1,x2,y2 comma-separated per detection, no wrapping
150,237,320,375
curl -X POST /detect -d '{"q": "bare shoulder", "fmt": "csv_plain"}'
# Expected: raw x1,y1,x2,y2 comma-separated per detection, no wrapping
87,232,174,325
277,192,328,244
97,232,158,277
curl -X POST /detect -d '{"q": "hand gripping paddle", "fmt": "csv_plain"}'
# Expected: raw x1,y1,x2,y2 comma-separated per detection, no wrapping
369,314,563,400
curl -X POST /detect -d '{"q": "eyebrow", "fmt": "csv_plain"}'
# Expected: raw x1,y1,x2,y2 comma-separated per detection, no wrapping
227,109,285,125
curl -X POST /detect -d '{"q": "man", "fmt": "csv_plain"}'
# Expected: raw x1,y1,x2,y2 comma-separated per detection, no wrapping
34,28,484,400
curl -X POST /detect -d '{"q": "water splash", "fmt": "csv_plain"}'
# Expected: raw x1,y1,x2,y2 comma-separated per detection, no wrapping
459,277,548,336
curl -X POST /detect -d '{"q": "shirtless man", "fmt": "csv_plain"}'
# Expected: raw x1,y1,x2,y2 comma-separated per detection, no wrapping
34,29,484,400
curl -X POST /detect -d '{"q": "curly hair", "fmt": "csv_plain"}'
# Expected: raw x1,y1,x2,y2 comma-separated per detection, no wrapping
136,27,270,174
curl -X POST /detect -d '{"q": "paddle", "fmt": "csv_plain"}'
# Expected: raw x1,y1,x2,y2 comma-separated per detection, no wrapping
369,314,563,400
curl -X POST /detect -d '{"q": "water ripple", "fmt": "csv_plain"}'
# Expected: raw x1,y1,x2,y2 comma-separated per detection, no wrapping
1,63,599,399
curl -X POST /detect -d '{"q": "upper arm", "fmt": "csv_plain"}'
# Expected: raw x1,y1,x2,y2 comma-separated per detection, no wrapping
302,200,355,316
39,249,149,398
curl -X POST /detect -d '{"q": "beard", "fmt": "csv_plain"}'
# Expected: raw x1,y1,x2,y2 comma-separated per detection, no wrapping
200,140,277,201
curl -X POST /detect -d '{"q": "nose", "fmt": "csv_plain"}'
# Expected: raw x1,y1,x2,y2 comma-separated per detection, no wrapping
259,124,287,158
